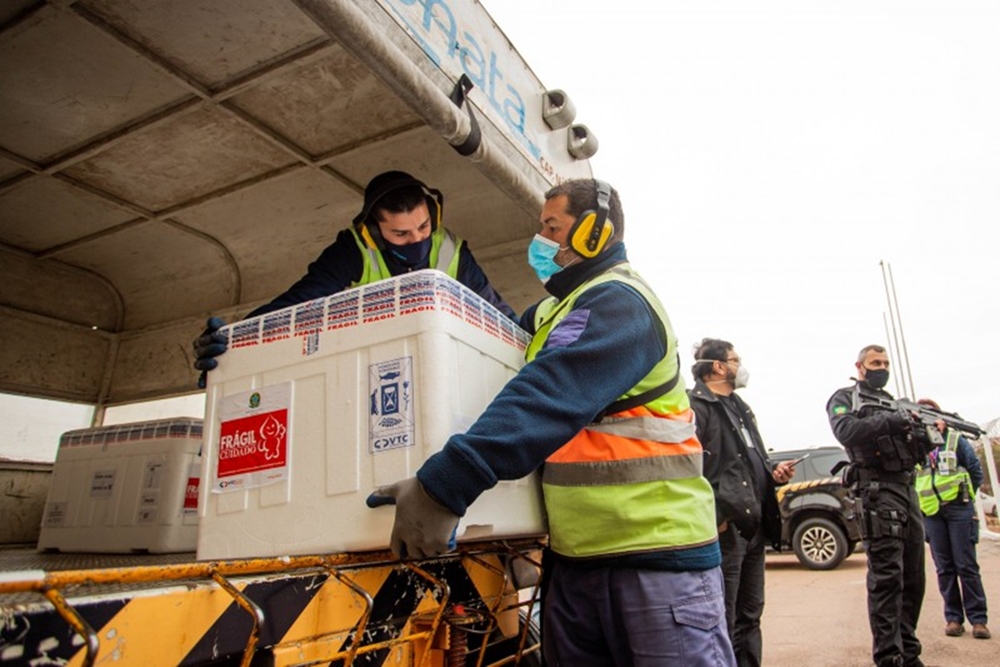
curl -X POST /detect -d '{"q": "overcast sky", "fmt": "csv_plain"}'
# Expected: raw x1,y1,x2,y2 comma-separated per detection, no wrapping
485,0,1000,451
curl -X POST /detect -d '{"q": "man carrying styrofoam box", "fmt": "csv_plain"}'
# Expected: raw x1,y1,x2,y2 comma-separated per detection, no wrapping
368,178,736,666
193,170,516,387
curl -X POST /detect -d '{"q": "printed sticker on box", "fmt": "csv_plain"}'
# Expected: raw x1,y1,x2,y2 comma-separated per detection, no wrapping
90,470,116,498
184,461,200,515
213,383,291,493
43,501,68,528
137,492,159,524
142,460,164,491
369,356,415,453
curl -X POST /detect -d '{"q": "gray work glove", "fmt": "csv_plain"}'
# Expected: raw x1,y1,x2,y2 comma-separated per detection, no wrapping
366,477,459,559
193,317,228,389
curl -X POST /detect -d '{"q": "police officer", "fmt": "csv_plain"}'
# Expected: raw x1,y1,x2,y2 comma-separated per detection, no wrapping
914,398,990,640
826,344,926,667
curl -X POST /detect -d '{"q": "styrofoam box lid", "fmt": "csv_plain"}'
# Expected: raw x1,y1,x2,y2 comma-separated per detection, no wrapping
58,418,203,449
219,269,531,352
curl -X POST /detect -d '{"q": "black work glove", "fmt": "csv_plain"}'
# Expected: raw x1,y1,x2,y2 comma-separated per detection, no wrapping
887,408,914,434
193,317,228,389
913,424,943,453
366,477,459,559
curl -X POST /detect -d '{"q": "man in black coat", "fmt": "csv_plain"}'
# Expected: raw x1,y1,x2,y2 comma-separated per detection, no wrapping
689,338,795,667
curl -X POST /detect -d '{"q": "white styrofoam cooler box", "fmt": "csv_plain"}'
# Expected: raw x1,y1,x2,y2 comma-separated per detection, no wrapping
37,418,202,553
197,269,546,560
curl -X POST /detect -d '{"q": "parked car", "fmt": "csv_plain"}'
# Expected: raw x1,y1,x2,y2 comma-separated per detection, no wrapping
769,446,861,570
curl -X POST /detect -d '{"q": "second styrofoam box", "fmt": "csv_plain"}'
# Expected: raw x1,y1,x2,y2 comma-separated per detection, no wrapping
37,418,202,553
197,270,545,560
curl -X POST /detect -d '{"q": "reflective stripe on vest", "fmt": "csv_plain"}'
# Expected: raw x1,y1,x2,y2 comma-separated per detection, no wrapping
349,226,461,285
529,263,717,559
916,430,972,516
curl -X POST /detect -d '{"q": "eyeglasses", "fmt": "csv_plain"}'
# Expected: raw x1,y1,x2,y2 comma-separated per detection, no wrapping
693,357,741,365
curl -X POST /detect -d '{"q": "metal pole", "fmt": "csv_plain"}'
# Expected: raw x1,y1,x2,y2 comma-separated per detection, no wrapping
883,311,903,396
880,261,907,396
887,263,916,398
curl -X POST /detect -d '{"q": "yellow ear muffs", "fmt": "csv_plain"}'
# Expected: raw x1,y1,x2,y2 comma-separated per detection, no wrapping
359,222,381,250
567,179,614,259
425,187,444,233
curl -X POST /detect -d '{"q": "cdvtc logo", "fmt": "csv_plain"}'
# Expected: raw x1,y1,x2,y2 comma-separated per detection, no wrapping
373,433,410,451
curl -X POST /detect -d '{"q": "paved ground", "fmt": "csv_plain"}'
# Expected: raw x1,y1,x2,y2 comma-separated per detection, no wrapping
761,537,1000,666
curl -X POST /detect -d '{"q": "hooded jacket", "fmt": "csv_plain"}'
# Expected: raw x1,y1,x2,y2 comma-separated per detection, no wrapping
246,170,515,320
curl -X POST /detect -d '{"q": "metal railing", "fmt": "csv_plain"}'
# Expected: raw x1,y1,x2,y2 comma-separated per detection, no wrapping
977,429,1000,540
0,539,544,667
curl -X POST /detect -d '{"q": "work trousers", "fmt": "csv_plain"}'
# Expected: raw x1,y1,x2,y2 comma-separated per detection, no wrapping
719,527,766,667
858,480,925,667
924,500,988,625
542,561,735,666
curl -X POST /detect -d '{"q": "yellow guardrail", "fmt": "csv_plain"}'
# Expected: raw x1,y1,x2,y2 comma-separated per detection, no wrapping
0,539,544,667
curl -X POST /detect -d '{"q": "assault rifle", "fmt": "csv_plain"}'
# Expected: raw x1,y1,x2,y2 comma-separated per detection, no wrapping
852,385,986,448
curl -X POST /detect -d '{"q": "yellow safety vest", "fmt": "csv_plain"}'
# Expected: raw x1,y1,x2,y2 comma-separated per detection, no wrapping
349,225,461,285
529,263,718,559
916,430,972,516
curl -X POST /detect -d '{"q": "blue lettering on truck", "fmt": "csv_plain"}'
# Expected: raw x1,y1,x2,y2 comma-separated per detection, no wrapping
385,0,540,158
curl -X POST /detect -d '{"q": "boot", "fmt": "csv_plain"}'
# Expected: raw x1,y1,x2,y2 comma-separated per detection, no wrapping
944,621,964,637
973,624,991,639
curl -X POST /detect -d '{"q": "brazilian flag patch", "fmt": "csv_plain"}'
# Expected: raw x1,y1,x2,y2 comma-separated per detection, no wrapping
832,405,848,415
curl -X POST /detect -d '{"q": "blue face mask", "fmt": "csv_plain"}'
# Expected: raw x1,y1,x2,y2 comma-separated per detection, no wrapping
387,236,432,266
527,234,564,283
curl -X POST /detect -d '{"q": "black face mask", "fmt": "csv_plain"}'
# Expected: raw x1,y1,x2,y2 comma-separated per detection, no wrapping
863,368,890,390
387,237,432,267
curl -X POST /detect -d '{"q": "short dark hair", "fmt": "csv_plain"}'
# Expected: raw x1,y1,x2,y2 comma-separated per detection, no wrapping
370,186,426,223
544,179,625,246
857,344,886,364
692,338,734,381
354,171,433,226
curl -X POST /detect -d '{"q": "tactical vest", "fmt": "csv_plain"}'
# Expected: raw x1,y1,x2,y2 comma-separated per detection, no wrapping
529,263,718,559
349,225,461,285
847,388,919,473
915,430,973,516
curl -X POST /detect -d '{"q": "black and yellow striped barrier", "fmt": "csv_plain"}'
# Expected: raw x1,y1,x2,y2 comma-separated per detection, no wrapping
0,540,544,667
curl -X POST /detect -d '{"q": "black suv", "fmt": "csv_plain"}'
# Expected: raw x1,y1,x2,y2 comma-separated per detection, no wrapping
769,446,861,570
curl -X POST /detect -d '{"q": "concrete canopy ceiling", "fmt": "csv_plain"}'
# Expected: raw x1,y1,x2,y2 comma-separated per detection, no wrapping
0,0,589,406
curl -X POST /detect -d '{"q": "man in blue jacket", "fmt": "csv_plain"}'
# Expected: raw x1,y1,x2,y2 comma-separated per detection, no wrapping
193,171,514,382
369,178,734,666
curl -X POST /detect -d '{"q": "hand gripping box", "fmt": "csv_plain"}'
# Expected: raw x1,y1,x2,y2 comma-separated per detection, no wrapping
197,270,546,560
37,418,202,553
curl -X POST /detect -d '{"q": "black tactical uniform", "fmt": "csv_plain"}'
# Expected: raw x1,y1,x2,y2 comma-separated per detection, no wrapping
827,383,926,667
